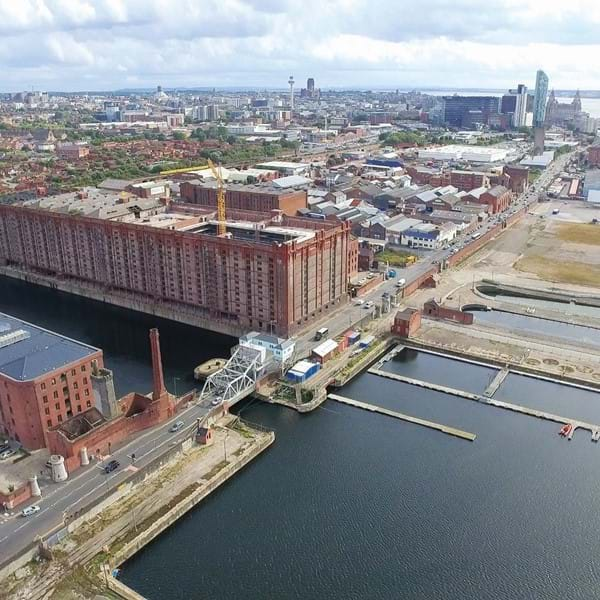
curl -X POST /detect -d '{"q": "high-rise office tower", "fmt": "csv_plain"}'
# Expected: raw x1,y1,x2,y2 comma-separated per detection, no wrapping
513,84,528,127
288,75,295,111
307,78,315,97
442,96,499,127
533,70,549,155
533,70,549,127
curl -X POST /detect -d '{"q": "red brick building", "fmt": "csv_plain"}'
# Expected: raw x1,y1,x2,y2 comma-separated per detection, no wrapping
391,308,422,337
502,165,530,194
180,181,307,216
405,166,450,187
463,185,512,214
0,313,103,450
450,170,490,191
588,144,600,167
46,329,177,473
57,143,90,160
479,186,512,214
0,204,356,337
423,300,474,325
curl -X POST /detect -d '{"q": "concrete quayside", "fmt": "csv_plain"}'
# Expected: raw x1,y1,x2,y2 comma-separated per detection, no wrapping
2,418,274,600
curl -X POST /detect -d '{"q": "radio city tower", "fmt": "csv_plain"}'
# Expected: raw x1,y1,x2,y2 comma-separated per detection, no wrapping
288,75,295,111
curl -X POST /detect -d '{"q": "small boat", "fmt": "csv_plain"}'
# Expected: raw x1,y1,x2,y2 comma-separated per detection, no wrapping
559,423,572,437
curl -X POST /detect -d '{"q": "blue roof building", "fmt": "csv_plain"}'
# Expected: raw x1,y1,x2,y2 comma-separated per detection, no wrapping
0,313,99,382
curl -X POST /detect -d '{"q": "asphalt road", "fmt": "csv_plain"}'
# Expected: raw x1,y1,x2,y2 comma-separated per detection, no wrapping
0,399,209,562
292,152,574,356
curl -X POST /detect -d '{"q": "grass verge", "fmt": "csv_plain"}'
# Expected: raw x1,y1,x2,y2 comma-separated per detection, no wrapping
515,255,600,287
557,223,600,246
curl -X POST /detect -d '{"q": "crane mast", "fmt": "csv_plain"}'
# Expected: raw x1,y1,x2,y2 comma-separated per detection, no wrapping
207,158,227,237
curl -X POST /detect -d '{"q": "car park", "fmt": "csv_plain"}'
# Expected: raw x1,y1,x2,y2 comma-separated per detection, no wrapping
22,505,41,517
104,459,120,474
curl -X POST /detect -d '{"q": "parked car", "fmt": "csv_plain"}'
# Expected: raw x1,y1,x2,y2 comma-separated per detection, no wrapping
354,299,364,305
169,421,185,433
0,448,15,460
104,459,120,474
21,505,41,518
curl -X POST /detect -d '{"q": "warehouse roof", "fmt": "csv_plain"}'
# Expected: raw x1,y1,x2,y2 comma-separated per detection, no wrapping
312,339,339,357
289,360,318,375
0,313,99,382
271,175,312,188
255,161,310,171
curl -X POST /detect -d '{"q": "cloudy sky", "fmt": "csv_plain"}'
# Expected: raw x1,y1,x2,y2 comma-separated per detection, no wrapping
1,0,600,92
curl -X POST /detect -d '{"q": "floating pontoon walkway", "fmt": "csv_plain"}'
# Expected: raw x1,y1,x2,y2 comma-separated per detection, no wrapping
327,393,477,442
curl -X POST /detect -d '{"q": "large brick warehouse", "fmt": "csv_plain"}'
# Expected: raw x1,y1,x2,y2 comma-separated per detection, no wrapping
0,203,358,337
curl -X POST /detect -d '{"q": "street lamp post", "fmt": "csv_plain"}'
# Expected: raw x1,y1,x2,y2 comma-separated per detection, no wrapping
223,430,229,462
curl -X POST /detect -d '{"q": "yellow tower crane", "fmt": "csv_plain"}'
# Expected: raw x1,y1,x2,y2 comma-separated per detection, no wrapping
207,158,227,237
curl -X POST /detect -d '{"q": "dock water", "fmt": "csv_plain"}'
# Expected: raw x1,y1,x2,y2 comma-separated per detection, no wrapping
368,367,600,439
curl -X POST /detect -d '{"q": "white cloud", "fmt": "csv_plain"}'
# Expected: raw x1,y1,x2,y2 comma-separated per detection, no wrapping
0,0,599,90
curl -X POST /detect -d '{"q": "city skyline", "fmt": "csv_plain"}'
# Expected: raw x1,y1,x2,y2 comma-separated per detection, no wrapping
2,0,600,92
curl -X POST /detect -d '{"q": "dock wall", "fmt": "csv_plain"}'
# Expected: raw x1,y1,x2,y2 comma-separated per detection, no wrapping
0,434,191,582
477,280,600,309
446,204,528,268
106,573,148,600
110,431,274,569
399,337,600,393
0,266,243,339
331,338,397,388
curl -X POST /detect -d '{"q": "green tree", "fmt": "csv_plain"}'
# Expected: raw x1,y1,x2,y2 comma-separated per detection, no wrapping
192,128,206,142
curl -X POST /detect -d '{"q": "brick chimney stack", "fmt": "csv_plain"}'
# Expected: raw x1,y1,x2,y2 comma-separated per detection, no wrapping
149,328,167,401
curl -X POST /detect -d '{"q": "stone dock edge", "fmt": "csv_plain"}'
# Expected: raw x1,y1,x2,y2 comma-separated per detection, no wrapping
104,429,275,599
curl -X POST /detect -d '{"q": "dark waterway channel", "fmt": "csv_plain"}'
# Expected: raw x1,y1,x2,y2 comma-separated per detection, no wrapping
2,277,600,599
468,308,600,348
483,290,600,320
384,347,498,395
0,276,233,397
